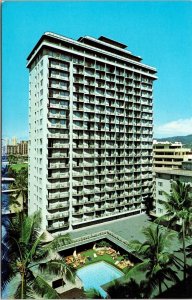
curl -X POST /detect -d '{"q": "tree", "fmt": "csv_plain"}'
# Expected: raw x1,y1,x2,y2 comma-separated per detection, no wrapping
160,180,192,281
106,278,147,299
2,212,75,299
10,167,28,211
96,240,112,248
8,154,17,165
7,166,17,179
127,225,179,297
84,288,103,299
142,195,154,219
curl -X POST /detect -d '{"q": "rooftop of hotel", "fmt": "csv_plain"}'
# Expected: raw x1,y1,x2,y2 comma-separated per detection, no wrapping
26,32,157,74
154,167,192,177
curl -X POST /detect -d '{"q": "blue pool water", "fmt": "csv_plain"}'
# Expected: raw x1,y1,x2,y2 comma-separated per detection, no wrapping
76,261,124,298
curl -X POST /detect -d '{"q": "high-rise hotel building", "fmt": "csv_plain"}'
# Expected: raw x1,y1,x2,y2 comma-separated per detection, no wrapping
27,32,157,235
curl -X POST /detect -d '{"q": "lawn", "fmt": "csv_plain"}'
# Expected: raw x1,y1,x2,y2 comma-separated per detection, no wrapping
78,249,128,274
11,163,28,172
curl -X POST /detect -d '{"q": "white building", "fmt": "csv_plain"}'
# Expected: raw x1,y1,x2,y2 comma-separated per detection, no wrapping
27,32,157,235
154,161,192,217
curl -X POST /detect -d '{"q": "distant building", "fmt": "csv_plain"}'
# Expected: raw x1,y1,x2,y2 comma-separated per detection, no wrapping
5,138,10,145
7,140,28,156
7,145,17,155
17,141,28,156
12,137,17,146
153,141,192,169
154,161,192,217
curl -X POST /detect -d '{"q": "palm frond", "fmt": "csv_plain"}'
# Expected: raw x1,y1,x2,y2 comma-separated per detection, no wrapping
39,259,75,283
84,288,103,299
125,260,150,279
14,281,35,299
46,233,72,251
28,231,48,262
161,268,179,284
33,275,59,299
127,239,142,253
1,258,17,291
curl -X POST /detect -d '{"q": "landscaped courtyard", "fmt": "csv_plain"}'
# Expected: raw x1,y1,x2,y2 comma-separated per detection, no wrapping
65,246,134,272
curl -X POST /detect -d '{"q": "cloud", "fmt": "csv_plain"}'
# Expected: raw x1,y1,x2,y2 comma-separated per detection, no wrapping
154,118,192,137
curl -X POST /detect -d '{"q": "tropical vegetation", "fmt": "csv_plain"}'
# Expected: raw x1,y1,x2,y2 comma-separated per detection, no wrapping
8,154,18,165
2,211,75,299
106,278,147,299
10,167,28,211
2,178,191,299
160,180,192,280
126,225,179,297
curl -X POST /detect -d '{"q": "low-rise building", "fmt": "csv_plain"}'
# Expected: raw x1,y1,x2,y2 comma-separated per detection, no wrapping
154,161,192,217
153,141,192,169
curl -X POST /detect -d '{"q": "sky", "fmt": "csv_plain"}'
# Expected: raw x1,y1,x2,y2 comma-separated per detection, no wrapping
2,1,192,140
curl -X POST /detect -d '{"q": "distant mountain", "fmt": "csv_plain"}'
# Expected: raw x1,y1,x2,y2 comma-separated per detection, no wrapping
155,134,192,149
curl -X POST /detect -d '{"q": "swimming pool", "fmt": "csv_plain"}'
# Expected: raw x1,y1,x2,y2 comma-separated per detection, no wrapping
76,261,124,298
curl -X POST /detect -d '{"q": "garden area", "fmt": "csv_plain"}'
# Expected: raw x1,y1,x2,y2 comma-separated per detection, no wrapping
64,241,134,274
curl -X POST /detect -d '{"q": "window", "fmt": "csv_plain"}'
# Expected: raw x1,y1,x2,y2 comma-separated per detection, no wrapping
158,191,163,195
158,182,163,187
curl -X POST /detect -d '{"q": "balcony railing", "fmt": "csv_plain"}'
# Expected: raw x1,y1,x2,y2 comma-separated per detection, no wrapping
47,211,69,220
47,222,69,231
46,202,69,210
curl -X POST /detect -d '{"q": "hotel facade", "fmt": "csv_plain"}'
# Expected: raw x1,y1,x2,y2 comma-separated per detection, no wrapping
27,32,157,235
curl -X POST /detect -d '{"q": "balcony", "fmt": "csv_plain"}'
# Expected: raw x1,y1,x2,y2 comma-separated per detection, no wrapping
48,164,69,170
48,192,68,199
47,202,69,210
49,103,69,110
49,143,69,149
49,63,69,72
47,211,69,220
47,183,69,190
48,112,67,119
47,133,68,139
47,222,69,231
47,123,67,129
48,153,60,159
49,73,69,81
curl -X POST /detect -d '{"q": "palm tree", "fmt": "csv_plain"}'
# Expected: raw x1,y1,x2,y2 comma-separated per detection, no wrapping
127,225,179,297
8,154,17,165
84,288,104,299
160,180,192,280
10,167,28,211
106,278,146,299
2,211,75,299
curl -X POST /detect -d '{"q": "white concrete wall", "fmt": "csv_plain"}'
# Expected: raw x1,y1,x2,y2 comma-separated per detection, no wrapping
28,55,49,230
